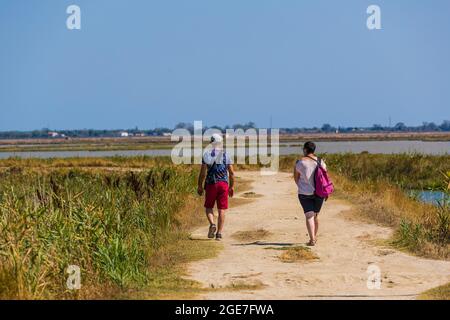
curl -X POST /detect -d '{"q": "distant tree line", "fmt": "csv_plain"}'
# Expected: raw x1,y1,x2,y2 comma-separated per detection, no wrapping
0,120,449,139
0,127,173,139
302,120,450,134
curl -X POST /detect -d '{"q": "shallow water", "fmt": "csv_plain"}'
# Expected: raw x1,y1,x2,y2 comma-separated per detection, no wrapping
410,190,449,206
281,140,450,155
0,140,448,159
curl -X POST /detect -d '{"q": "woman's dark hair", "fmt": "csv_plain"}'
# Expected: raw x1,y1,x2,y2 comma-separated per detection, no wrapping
303,141,316,155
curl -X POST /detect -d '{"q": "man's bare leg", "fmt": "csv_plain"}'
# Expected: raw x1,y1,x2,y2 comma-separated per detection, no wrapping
206,208,214,225
206,208,216,238
217,209,226,234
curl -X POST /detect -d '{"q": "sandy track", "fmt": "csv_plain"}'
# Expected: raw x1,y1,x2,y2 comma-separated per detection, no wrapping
187,171,450,300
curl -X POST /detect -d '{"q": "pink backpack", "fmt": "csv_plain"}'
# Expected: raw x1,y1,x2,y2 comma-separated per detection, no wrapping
309,157,334,198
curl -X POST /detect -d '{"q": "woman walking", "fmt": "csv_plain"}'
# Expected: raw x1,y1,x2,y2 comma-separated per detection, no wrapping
294,141,328,246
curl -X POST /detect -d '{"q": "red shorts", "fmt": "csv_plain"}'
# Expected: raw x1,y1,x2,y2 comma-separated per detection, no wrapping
204,181,229,210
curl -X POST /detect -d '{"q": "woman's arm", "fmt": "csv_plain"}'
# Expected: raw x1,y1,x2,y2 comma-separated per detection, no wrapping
294,165,300,185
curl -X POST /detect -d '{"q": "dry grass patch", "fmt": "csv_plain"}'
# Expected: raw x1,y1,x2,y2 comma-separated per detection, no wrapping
224,280,265,291
232,229,272,242
242,192,263,198
229,197,254,207
418,282,450,300
270,246,319,263
341,208,386,226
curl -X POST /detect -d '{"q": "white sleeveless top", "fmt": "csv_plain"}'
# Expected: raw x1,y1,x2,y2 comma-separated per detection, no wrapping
295,158,327,195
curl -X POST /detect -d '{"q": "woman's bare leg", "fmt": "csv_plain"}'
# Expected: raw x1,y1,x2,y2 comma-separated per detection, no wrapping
314,214,319,238
305,211,316,243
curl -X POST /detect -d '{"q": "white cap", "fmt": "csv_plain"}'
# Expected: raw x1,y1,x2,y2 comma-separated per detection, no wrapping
210,133,223,144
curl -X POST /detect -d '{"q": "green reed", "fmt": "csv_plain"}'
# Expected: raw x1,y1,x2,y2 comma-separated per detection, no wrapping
0,166,197,298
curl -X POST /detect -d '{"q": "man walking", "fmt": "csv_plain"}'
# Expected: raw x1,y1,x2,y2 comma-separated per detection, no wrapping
197,133,235,240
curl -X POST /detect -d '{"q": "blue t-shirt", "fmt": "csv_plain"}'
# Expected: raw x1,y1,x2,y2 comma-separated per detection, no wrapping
202,149,232,185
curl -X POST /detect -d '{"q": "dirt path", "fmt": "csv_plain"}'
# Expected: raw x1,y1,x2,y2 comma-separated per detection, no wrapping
187,171,450,300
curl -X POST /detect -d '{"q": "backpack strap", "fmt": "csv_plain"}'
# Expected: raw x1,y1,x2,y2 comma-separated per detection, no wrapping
306,155,322,167
222,151,227,165
306,156,321,192
208,150,226,166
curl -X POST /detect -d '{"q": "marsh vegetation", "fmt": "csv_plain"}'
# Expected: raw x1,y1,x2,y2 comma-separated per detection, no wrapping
0,153,448,299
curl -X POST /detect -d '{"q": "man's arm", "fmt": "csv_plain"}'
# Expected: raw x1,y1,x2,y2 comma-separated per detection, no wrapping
197,164,207,195
228,164,235,197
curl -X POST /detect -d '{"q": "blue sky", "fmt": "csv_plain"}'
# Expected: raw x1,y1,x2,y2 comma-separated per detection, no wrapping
0,0,449,130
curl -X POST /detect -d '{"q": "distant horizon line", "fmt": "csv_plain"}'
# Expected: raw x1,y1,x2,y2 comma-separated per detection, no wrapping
1,119,449,133
0,119,449,135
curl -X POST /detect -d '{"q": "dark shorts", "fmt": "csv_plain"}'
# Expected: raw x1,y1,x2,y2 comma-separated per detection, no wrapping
205,181,229,210
298,194,324,214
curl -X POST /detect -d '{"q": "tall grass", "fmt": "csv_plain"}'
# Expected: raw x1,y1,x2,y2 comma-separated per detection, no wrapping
0,165,197,299
324,153,449,190
278,153,449,190
0,155,173,170
393,172,449,255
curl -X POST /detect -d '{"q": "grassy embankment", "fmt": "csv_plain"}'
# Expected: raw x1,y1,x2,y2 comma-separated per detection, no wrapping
0,157,259,299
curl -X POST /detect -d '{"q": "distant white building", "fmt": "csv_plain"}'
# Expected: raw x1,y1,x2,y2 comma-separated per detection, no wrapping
48,131,59,138
120,132,129,137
